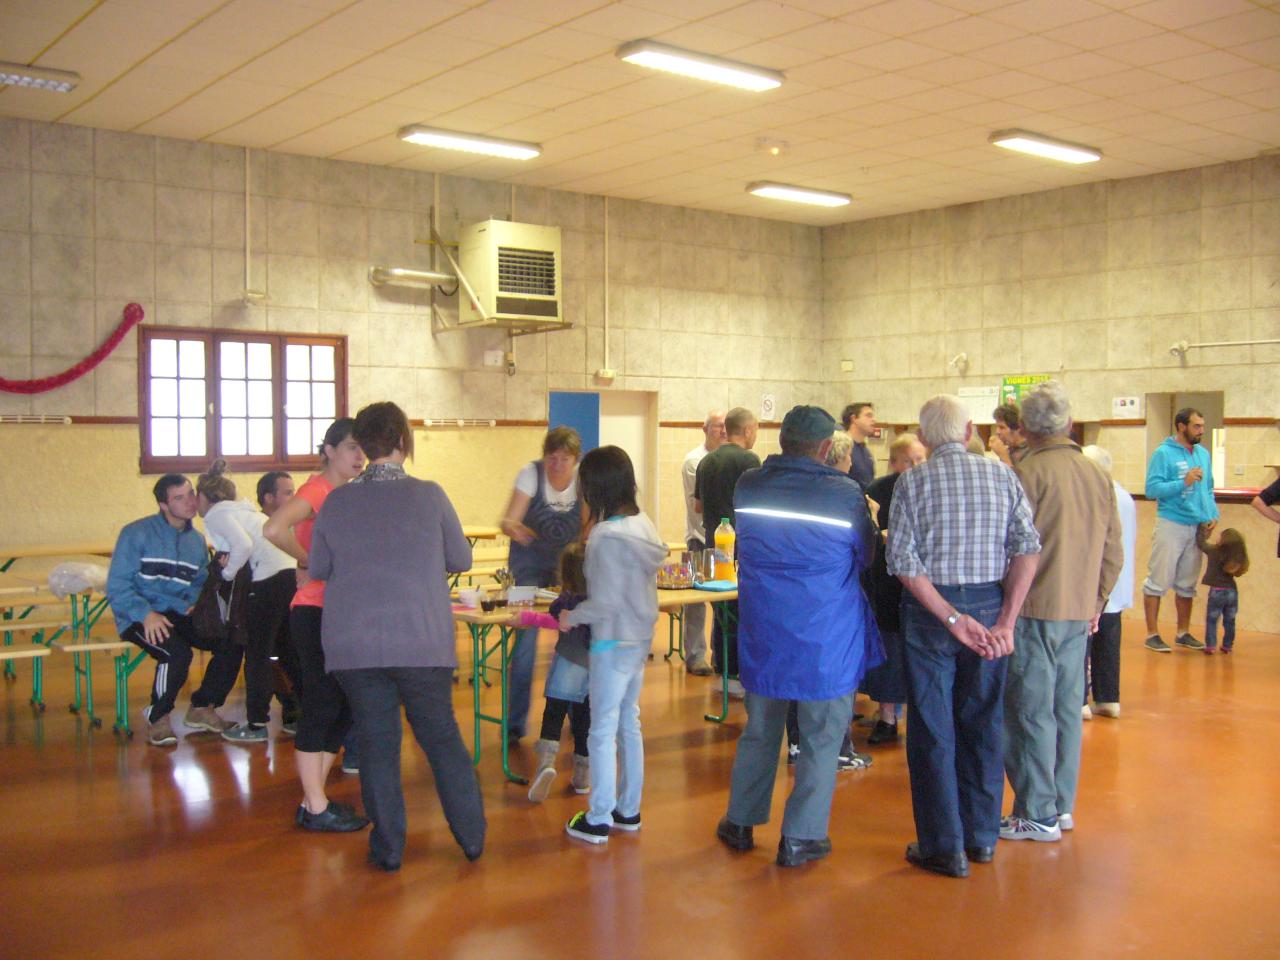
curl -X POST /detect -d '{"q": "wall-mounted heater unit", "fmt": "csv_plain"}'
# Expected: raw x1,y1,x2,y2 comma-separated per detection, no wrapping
432,219,565,336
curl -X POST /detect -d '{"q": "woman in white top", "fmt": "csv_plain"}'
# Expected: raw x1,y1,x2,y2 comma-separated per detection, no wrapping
1081,446,1136,719
498,427,583,740
197,460,300,742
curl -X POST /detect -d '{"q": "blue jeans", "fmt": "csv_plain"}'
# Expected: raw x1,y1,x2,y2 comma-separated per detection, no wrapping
586,643,649,826
1206,587,1238,649
507,626,538,737
901,582,1007,858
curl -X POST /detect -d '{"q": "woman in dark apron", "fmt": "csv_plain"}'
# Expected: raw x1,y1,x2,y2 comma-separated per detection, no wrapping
498,427,583,739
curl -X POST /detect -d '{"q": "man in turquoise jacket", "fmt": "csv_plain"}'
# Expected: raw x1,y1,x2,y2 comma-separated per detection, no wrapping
1142,408,1218,653
107,474,242,745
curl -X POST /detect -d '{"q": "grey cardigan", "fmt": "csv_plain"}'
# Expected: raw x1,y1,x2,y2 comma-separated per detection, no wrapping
310,469,471,670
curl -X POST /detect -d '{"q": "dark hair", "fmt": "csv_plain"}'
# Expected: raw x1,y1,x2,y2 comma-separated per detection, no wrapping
318,417,357,462
543,426,582,459
1175,407,1203,429
354,401,413,461
1217,528,1249,577
152,473,190,504
256,471,291,508
992,403,1021,430
578,445,639,523
196,459,236,505
724,407,755,437
840,402,873,430
557,542,587,595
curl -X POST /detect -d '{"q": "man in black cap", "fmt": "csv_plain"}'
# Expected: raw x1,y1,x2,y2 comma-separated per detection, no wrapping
716,405,881,867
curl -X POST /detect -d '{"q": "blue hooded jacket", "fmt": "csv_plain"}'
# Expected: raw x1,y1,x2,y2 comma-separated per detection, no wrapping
733,454,882,701
1145,436,1218,525
107,513,209,630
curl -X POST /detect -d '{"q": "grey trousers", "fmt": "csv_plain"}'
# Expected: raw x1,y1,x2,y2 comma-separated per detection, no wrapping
682,537,708,664
336,667,486,863
726,690,852,840
1004,618,1089,822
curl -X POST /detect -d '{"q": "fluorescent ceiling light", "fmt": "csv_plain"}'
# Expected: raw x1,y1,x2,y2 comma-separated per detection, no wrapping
616,40,783,92
397,125,541,160
0,61,79,93
746,181,851,208
989,129,1101,165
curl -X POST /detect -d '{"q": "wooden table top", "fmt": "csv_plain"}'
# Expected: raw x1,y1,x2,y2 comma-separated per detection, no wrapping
0,541,115,561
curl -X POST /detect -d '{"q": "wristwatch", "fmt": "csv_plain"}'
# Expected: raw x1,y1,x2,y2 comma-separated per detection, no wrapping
945,610,960,626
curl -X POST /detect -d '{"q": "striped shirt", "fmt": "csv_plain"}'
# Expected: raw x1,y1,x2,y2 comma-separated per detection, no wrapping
887,442,1040,585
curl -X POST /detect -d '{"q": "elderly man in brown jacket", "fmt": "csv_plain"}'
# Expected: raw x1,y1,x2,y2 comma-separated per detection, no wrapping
1000,381,1123,843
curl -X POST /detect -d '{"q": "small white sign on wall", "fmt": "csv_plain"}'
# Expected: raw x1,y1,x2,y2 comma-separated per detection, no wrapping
761,394,776,421
958,385,1000,425
1112,396,1142,418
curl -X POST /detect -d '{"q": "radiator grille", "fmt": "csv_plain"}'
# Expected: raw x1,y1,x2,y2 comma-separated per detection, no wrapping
498,246,556,297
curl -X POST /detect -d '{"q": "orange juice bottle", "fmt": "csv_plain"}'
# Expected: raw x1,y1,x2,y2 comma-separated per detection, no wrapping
714,518,737,582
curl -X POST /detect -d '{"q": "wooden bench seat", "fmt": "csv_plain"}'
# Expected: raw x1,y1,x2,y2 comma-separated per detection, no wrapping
3,618,72,634
0,645,50,661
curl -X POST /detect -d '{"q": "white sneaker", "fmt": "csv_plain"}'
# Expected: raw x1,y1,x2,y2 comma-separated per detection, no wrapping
1081,704,1093,720
999,815,1062,842
726,678,745,699
1058,813,1074,831
1092,702,1120,718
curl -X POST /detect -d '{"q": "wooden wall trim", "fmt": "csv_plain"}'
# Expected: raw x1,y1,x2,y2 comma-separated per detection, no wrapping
1224,417,1277,426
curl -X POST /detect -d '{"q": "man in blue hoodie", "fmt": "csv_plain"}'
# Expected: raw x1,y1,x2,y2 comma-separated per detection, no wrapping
715,405,881,868
1142,407,1218,653
107,474,242,746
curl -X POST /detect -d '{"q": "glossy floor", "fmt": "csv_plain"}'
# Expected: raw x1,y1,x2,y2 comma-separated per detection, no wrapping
1,621,1275,960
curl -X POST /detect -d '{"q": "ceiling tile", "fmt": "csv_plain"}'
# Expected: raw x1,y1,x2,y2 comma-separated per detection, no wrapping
968,34,1083,69
841,38,952,70
1182,8,1280,46
984,0,1111,32
1149,49,1265,82
1040,12,1163,48
1023,51,1128,83
1127,0,1257,31
908,15,1026,54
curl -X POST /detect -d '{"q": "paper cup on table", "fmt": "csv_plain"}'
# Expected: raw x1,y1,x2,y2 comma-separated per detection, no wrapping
458,589,482,609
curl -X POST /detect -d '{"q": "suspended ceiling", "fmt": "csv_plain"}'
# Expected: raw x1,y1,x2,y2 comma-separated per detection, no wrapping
2,0,1278,224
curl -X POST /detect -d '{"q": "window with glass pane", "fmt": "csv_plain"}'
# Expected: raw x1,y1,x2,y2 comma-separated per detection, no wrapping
286,343,339,457
219,341,274,457
140,328,345,473
147,337,207,458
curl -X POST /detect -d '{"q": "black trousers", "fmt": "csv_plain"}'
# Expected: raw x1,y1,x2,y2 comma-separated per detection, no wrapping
244,569,297,726
539,696,591,755
290,605,351,753
1086,612,1122,704
120,611,243,722
336,667,486,864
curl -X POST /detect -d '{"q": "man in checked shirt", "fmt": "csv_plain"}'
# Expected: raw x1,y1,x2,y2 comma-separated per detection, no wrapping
887,394,1041,879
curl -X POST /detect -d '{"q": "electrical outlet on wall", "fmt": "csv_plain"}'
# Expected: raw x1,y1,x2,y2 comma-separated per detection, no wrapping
1234,466,1245,476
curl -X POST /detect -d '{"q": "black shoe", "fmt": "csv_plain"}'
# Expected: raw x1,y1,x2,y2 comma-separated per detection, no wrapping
366,849,401,872
965,845,995,864
905,842,968,878
868,720,899,745
716,817,754,851
297,802,369,832
463,843,484,862
776,835,832,867
611,809,641,832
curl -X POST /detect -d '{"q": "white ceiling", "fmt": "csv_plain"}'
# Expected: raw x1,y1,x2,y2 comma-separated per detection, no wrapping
2,0,1278,224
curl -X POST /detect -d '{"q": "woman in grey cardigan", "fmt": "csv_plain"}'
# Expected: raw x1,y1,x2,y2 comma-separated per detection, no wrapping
309,401,485,870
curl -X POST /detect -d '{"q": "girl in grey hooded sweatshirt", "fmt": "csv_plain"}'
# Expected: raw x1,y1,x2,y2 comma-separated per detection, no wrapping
562,446,668,844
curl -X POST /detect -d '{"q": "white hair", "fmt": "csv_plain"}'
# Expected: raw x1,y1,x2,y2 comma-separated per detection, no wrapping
1082,444,1113,474
825,431,853,467
1020,380,1071,438
917,395,970,448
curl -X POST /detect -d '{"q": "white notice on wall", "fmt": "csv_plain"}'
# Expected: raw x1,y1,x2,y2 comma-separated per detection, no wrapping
1111,396,1142,418
761,394,776,421
958,386,1000,425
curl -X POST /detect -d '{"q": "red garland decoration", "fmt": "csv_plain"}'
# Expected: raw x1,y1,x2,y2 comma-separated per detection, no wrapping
0,302,145,395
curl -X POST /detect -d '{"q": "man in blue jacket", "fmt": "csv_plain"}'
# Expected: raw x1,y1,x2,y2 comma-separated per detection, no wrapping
107,474,242,746
715,405,881,867
1142,408,1218,653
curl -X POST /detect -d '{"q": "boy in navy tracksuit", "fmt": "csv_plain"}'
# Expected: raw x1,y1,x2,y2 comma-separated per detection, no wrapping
107,474,242,745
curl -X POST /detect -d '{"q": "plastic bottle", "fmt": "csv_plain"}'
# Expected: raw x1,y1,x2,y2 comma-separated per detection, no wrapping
714,518,737,582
